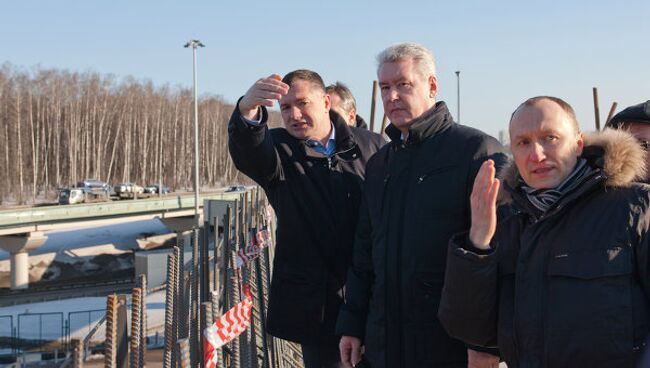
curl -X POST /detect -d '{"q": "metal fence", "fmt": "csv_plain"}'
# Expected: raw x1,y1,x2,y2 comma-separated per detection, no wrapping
68,309,105,342
0,309,108,358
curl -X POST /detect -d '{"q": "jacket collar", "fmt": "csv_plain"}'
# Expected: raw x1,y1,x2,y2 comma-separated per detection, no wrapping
302,111,357,157
384,101,454,144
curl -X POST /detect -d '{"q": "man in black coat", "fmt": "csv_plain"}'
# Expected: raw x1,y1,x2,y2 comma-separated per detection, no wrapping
228,69,384,368
336,43,507,368
439,96,650,367
606,100,650,183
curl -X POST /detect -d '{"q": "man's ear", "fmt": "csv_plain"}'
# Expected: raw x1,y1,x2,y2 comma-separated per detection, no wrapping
324,93,331,112
576,132,585,156
348,109,357,126
428,75,438,99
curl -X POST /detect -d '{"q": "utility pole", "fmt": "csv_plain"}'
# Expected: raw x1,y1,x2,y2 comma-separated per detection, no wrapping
455,70,461,123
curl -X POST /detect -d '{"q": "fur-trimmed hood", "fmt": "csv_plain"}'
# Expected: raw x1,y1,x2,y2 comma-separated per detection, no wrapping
500,128,647,194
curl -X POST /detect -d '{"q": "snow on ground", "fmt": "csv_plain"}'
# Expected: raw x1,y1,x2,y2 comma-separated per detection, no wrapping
0,290,166,341
0,219,176,288
0,219,172,261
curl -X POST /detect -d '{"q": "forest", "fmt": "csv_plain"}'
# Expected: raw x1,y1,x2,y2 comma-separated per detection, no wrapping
0,63,278,205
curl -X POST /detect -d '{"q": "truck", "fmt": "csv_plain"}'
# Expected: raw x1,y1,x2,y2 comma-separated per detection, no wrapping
114,182,145,199
58,179,111,204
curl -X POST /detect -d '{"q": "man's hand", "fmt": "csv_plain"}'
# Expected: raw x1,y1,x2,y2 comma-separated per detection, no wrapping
469,159,500,250
339,336,362,368
238,74,289,120
468,349,500,368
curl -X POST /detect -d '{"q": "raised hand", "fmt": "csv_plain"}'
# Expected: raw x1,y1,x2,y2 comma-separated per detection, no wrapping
469,159,500,250
238,74,289,120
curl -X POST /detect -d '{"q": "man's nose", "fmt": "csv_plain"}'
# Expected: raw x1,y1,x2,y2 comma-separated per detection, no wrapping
389,87,399,101
529,142,546,162
289,106,302,120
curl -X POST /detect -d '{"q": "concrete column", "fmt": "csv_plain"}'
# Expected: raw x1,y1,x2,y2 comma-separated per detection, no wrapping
0,231,48,290
11,252,29,289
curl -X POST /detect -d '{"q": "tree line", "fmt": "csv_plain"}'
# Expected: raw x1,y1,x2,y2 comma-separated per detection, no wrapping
0,63,275,205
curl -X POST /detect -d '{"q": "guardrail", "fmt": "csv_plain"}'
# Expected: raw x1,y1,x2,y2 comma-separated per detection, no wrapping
0,191,243,231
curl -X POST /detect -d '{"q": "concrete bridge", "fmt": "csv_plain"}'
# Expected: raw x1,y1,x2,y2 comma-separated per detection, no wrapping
0,190,249,289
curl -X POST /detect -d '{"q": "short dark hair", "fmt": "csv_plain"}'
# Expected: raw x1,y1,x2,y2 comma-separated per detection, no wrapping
282,69,326,94
326,81,357,114
511,96,579,132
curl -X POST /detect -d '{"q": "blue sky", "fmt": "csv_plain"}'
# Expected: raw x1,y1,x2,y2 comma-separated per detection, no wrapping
1,0,649,138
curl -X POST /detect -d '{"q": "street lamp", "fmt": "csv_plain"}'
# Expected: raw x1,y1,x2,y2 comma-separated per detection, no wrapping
455,71,461,123
184,39,204,368
184,39,204,224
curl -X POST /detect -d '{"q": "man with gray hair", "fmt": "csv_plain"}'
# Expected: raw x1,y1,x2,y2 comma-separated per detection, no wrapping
336,43,507,368
326,82,369,129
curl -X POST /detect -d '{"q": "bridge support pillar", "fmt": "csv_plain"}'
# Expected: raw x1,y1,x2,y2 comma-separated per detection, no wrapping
0,231,48,290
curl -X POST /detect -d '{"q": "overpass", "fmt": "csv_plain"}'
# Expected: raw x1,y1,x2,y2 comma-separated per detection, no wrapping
0,190,252,289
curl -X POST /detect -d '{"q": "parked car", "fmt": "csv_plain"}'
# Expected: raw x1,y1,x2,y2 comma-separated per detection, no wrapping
114,182,145,198
144,184,170,194
59,188,85,204
225,185,247,192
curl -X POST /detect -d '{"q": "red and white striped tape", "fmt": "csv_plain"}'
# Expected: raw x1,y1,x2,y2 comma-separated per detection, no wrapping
203,284,253,368
235,229,272,268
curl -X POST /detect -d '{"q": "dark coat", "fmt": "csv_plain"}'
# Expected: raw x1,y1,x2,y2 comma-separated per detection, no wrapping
438,129,650,368
335,102,508,367
228,104,384,344
355,115,368,130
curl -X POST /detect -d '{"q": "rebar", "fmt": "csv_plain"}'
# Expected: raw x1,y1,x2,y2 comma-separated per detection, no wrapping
105,295,118,368
163,253,177,368
190,227,200,368
137,275,148,368
72,339,83,368
131,287,143,368
178,338,191,368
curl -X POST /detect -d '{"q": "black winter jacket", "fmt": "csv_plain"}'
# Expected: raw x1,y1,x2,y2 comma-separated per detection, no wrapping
439,129,650,368
228,104,384,344
335,102,507,367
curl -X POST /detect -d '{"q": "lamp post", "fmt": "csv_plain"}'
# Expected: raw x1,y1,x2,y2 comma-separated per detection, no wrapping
455,70,461,123
184,39,204,225
184,39,204,368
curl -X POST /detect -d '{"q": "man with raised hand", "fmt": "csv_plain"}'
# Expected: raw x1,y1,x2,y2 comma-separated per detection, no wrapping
336,43,507,368
439,96,650,367
229,69,383,368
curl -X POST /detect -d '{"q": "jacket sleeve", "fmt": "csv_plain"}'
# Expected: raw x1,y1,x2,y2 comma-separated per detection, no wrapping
336,194,374,339
438,231,499,347
467,135,509,202
227,100,282,187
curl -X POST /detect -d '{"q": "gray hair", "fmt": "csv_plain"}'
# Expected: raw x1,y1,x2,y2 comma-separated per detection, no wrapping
326,81,357,115
376,42,437,78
